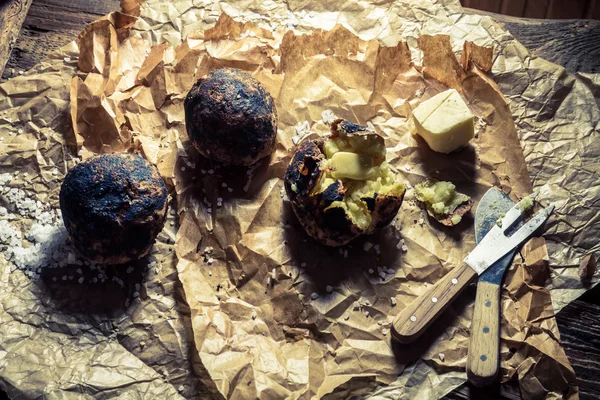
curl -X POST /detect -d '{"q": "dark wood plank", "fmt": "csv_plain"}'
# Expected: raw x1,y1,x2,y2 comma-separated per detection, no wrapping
463,0,502,13
0,0,32,77
523,0,551,18
586,0,600,18
1,0,120,80
503,19,600,73
499,0,527,17
547,0,590,19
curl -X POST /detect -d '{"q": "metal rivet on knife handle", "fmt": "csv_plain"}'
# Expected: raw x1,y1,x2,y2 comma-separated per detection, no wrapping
467,280,500,386
391,263,478,343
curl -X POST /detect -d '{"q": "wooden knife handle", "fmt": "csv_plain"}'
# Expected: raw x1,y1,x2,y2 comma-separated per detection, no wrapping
466,281,501,386
391,263,478,343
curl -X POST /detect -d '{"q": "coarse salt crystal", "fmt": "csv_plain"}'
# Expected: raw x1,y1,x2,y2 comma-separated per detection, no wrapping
310,292,319,300
363,242,373,251
252,311,257,320
391,297,397,306
208,169,214,174
353,301,360,310
325,285,333,293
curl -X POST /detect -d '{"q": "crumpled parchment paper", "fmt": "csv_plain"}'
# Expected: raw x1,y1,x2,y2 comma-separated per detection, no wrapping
0,0,597,399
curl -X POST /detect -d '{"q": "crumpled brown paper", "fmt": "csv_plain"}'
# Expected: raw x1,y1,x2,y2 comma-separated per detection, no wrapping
0,0,596,399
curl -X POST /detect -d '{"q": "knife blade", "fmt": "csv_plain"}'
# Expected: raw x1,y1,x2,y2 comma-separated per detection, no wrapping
391,188,553,344
466,188,519,386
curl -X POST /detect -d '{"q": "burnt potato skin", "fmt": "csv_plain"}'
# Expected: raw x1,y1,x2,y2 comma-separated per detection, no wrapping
284,121,405,247
184,68,278,166
60,153,168,265
285,139,361,246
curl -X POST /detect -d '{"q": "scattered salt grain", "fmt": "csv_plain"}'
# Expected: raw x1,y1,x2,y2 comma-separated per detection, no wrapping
438,353,445,362
221,183,227,188
401,245,408,253
343,249,348,258
251,311,257,320
343,314,349,320
181,167,185,171
382,328,388,336
379,271,387,279
391,297,397,306
363,242,373,251
228,188,233,193
353,301,360,310
301,262,306,267
321,110,337,125
325,285,333,293
51,168,58,176
201,169,207,174
386,268,395,275
64,57,71,62
127,266,134,274
133,291,140,298
78,277,84,283
368,268,374,274
208,169,214,174
17,129,23,134
310,292,319,300
365,311,370,317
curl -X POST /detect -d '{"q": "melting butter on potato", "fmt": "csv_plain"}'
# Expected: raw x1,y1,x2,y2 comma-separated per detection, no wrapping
328,152,375,180
412,89,475,154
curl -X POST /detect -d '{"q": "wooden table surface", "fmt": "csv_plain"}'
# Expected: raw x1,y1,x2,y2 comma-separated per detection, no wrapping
0,1,599,399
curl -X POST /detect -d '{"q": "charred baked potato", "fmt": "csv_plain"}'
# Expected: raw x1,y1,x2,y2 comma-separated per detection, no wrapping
60,152,168,264
184,68,278,166
284,119,406,246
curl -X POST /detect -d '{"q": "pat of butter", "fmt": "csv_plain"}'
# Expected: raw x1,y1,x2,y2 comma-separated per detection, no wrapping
329,152,373,180
412,89,474,154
